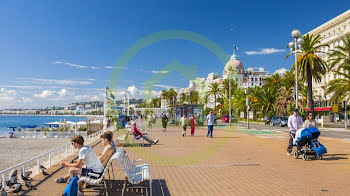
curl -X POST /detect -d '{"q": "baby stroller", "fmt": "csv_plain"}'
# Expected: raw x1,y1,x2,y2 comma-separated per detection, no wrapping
292,127,327,161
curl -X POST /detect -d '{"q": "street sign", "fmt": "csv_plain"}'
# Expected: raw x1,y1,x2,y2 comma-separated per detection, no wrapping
332,105,338,113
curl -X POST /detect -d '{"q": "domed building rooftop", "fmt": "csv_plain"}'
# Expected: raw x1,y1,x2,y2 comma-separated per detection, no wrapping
223,52,244,75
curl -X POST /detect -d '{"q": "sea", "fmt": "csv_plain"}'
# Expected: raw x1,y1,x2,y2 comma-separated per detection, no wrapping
0,115,87,133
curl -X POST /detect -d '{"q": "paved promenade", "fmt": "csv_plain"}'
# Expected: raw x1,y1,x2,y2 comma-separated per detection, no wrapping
22,123,350,195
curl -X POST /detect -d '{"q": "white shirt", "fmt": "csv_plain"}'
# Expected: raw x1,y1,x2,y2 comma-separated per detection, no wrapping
206,114,214,125
79,146,104,173
288,115,303,132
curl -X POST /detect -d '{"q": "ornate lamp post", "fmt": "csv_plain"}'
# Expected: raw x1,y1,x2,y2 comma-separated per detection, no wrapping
243,70,253,129
288,29,304,109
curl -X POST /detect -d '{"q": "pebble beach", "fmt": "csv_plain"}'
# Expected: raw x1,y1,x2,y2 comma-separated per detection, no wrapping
0,138,70,170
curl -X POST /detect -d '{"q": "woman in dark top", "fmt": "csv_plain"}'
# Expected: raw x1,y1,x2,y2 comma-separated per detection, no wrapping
161,113,168,132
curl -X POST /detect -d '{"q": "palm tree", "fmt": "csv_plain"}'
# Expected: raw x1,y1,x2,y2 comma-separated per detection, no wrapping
223,78,237,98
263,73,282,93
167,88,177,106
287,34,328,114
205,82,223,112
189,90,199,104
252,87,276,118
328,34,350,72
180,92,187,105
275,86,294,116
326,65,350,104
327,34,350,105
232,88,247,118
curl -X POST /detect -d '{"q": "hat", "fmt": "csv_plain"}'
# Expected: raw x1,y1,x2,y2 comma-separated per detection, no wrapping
131,121,136,125
293,108,298,112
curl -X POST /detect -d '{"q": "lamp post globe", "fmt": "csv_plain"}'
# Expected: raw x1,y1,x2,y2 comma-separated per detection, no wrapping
288,41,295,49
297,38,304,45
292,29,301,38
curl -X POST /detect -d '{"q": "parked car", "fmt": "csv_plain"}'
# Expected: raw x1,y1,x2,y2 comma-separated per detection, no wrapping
221,115,238,123
264,116,270,125
271,116,288,127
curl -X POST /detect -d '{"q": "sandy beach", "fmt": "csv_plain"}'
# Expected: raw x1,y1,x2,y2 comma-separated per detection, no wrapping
0,138,70,170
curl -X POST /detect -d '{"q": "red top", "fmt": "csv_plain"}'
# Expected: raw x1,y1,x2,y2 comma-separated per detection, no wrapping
190,117,195,126
132,126,143,137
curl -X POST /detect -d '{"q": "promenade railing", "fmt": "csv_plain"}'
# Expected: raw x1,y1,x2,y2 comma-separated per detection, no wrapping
0,129,105,189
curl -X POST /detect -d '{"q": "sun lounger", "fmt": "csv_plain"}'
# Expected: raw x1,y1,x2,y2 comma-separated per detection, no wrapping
114,148,152,196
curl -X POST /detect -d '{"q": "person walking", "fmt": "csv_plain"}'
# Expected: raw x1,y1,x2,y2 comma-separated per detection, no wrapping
189,114,195,136
147,113,154,132
206,111,214,138
161,113,168,132
287,109,304,155
303,112,318,128
180,114,188,137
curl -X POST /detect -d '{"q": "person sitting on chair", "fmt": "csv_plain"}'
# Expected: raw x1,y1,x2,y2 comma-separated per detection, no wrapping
98,132,115,167
131,122,159,145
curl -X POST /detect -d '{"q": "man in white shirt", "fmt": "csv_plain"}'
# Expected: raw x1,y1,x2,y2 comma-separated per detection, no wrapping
287,109,304,155
55,135,104,193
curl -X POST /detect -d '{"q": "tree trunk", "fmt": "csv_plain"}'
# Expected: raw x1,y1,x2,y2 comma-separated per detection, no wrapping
214,95,216,113
307,64,314,114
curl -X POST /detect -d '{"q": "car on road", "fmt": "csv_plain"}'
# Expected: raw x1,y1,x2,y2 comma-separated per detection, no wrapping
271,116,288,127
221,115,238,123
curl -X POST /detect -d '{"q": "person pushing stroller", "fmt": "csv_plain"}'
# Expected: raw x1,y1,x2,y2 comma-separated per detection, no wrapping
287,109,303,156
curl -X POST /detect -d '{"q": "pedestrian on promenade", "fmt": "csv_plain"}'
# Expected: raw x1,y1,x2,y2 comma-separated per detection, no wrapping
287,108,304,155
207,111,214,138
180,114,188,137
190,114,195,136
304,112,318,128
147,113,154,132
161,113,168,132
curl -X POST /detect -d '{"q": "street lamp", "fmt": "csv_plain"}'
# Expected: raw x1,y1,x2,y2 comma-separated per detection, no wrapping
243,70,253,129
228,67,233,126
288,29,304,109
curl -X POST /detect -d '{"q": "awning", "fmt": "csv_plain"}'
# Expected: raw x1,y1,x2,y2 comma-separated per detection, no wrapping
306,107,332,112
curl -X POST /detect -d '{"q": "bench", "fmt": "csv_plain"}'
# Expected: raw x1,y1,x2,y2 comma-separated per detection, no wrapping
78,151,120,196
115,148,152,196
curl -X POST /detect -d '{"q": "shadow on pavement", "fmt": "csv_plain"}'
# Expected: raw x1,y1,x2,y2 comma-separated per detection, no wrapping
93,179,171,196
322,154,350,161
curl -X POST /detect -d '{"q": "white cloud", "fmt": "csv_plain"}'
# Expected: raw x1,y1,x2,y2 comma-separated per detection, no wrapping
0,88,16,102
21,97,33,103
105,66,113,69
90,96,100,101
16,78,93,86
90,66,99,70
151,70,169,74
274,68,288,75
151,84,178,89
34,90,56,98
52,61,89,69
58,88,68,96
74,95,89,101
88,79,96,81
105,66,125,69
245,48,285,55
127,85,137,95
141,90,161,97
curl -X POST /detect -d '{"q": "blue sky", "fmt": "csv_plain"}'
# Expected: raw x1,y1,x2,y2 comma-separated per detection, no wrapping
0,0,348,109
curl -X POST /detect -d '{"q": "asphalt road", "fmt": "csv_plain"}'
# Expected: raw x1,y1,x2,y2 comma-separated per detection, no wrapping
233,121,350,140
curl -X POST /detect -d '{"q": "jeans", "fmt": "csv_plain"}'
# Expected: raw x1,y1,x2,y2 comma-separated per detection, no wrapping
207,125,214,137
142,136,154,144
287,132,295,153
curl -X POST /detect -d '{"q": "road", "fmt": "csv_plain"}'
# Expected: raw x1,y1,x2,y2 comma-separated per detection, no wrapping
234,121,350,140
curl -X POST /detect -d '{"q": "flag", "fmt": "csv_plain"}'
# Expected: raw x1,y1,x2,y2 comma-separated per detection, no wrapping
109,92,115,100
106,87,112,92
234,46,239,50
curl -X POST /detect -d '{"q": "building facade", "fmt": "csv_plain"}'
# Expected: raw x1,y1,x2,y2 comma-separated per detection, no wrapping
307,9,350,106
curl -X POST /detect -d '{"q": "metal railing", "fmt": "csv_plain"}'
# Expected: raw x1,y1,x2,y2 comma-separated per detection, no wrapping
0,129,105,189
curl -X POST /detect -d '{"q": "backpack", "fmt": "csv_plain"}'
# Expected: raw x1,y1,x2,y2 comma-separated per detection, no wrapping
63,176,79,196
